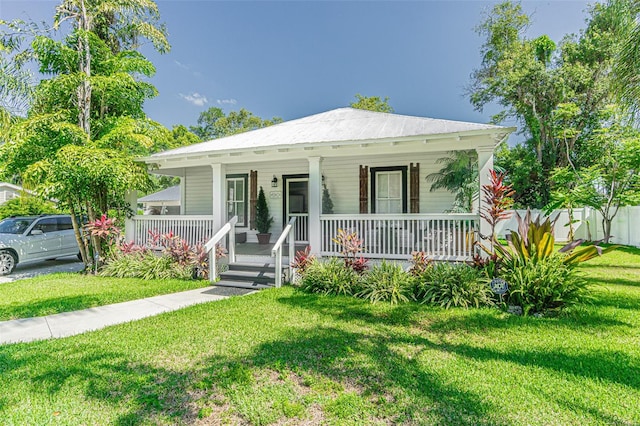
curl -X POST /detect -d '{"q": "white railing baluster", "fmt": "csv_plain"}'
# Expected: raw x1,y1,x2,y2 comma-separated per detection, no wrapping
318,214,478,261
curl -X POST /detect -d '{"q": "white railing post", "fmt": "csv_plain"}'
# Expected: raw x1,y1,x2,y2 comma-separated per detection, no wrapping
275,249,282,288
229,221,236,264
288,232,295,281
209,250,216,284
205,216,238,283
271,216,297,288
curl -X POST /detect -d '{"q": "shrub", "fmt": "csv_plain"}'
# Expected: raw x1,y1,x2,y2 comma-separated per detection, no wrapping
291,245,315,275
300,258,359,296
500,255,588,315
415,263,493,309
255,186,273,234
332,228,369,273
357,260,412,304
408,251,432,276
0,195,59,219
100,251,193,280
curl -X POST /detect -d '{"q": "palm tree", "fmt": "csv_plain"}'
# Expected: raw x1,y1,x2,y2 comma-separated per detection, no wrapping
612,1,640,118
426,150,478,212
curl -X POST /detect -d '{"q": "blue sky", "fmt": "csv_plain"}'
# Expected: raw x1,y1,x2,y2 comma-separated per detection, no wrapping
2,1,590,135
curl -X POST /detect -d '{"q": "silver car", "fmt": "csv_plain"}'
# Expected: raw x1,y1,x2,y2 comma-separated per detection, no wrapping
0,215,80,275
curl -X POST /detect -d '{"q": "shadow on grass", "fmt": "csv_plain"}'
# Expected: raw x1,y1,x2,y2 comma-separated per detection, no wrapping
446,342,640,391
0,295,104,321
583,276,640,288
200,326,511,425
6,345,197,425
276,291,423,327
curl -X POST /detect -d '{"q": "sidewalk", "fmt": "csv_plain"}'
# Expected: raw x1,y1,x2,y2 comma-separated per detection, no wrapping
0,286,252,345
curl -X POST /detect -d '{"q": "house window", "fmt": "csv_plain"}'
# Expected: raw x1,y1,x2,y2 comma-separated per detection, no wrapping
370,166,407,214
226,174,248,227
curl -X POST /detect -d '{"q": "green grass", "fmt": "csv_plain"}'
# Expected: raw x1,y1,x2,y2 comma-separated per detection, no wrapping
0,273,209,320
0,248,638,424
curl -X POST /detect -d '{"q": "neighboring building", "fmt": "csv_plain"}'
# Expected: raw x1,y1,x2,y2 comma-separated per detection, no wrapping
130,107,515,261
0,183,32,205
138,185,181,215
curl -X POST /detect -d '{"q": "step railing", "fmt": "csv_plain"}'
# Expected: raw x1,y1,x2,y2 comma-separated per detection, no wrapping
271,216,297,288
205,216,238,283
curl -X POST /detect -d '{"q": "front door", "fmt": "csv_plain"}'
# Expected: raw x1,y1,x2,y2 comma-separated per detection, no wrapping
284,176,309,243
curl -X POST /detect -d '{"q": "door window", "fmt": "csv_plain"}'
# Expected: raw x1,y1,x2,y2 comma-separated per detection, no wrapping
226,175,247,226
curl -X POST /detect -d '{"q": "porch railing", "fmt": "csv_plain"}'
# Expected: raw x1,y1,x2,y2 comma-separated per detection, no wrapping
287,213,308,242
320,214,478,261
205,216,237,283
271,216,297,288
131,215,215,246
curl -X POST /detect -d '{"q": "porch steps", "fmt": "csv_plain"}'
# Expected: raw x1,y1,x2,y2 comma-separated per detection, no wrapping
215,262,280,290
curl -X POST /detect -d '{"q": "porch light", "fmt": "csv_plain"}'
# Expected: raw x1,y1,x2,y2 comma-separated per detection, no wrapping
271,175,278,187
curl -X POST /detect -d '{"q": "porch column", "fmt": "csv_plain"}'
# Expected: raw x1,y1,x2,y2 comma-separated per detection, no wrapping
179,175,186,215
124,189,137,242
211,163,226,233
477,147,494,246
308,156,322,256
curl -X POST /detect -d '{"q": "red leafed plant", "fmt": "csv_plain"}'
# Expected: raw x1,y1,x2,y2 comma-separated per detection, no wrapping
291,245,316,274
86,214,120,241
409,251,432,276
332,228,369,274
480,170,515,243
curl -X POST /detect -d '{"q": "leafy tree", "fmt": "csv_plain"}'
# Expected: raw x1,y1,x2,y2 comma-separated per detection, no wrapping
469,0,635,207
0,0,170,268
426,150,478,212
550,122,640,242
190,107,282,141
350,94,394,113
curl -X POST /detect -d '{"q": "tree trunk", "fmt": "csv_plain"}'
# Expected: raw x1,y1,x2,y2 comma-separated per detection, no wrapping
69,199,90,270
77,0,92,138
602,216,612,243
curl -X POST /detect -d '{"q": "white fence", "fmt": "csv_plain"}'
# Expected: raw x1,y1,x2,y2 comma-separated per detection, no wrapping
494,207,640,247
321,214,478,261
131,215,215,246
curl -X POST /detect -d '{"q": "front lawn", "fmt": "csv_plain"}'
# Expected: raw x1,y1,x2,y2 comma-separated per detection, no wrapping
0,248,638,424
0,273,209,321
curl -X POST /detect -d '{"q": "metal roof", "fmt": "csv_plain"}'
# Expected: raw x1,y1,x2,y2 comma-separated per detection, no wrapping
138,185,180,203
147,107,509,160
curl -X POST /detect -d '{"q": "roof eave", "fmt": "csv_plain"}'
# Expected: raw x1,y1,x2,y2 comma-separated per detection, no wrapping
140,126,515,165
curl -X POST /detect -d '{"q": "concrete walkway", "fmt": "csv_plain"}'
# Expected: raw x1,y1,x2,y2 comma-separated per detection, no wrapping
0,286,253,345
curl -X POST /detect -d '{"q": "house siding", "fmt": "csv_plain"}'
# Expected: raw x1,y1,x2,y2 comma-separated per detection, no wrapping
322,152,456,214
183,166,213,215
182,152,457,227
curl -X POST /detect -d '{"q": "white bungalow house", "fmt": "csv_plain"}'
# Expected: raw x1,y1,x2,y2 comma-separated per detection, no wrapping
127,108,514,285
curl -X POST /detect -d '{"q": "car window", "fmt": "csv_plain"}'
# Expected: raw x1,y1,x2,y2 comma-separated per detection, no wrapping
0,218,35,234
57,217,74,230
33,218,59,233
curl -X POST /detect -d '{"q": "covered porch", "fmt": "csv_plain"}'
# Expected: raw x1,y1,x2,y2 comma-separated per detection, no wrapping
129,108,514,267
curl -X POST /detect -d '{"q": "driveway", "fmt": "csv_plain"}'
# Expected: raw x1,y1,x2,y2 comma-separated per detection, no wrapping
0,255,84,284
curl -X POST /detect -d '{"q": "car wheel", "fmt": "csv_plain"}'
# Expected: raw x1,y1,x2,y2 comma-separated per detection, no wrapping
0,250,17,276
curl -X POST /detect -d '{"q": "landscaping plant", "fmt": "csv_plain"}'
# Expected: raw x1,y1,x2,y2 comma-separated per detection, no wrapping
300,258,359,296
491,209,616,314
499,254,588,315
414,263,493,309
332,228,369,273
357,260,412,304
